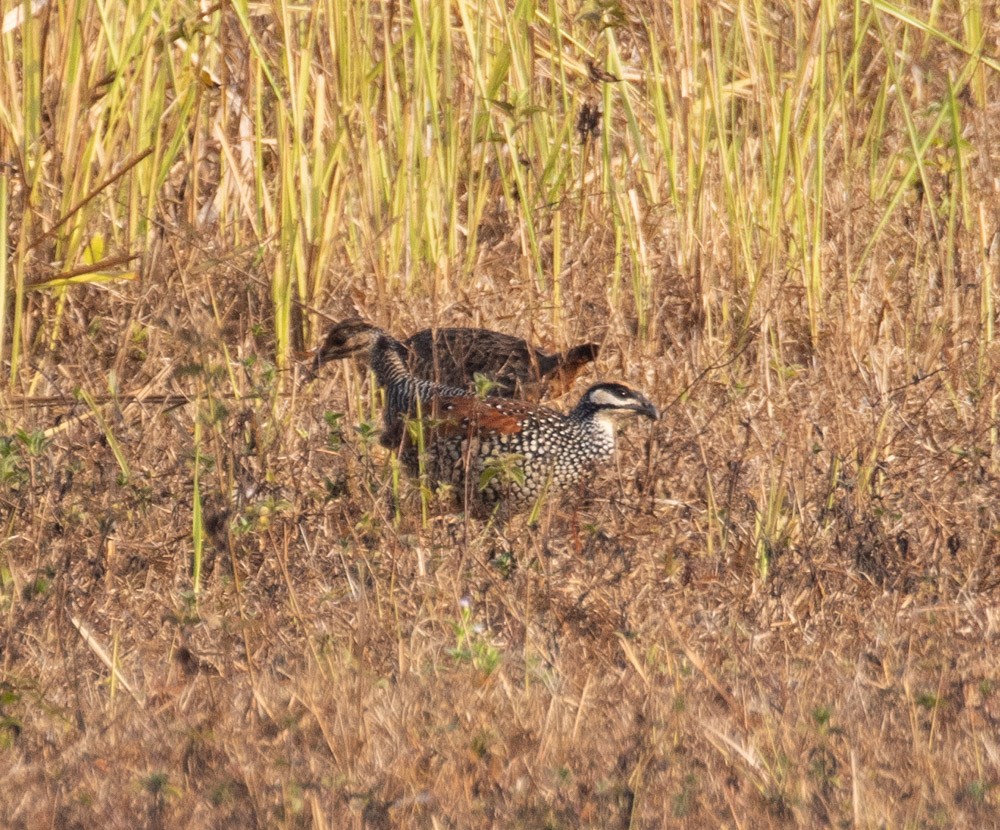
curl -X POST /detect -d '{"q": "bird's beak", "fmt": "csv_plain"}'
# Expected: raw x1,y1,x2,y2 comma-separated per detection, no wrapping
311,340,347,371
636,396,659,421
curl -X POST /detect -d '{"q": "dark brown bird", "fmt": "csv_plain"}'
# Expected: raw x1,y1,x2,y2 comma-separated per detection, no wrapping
311,318,599,402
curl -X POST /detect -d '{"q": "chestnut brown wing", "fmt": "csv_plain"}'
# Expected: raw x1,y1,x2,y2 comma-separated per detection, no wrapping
426,395,535,437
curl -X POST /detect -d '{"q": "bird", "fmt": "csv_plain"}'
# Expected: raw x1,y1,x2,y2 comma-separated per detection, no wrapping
414,381,659,511
311,317,600,402
310,319,656,512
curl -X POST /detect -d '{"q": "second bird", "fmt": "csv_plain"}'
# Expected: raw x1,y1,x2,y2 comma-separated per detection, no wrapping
312,317,600,401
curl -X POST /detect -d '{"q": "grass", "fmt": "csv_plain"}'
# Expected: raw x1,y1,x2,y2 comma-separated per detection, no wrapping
3,0,1000,826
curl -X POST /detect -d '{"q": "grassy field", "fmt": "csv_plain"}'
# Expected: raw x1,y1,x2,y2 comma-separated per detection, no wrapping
3,0,1000,826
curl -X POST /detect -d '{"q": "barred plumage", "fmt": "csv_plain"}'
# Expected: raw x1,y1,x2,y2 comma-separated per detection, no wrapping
311,318,599,401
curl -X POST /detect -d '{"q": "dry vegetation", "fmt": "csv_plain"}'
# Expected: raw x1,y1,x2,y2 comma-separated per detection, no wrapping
3,0,1000,827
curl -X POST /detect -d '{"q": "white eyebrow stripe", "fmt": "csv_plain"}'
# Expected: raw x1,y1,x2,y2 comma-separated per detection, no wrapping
589,387,627,407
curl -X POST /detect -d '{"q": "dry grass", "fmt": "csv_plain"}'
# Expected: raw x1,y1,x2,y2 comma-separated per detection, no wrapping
3,0,1000,827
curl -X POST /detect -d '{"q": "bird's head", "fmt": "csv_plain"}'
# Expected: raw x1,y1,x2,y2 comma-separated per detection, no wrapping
312,318,384,369
577,382,659,430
